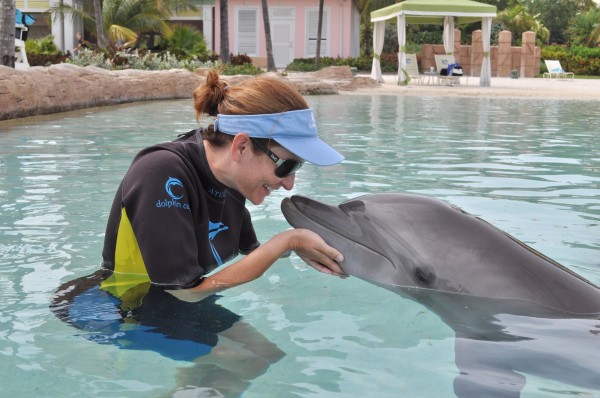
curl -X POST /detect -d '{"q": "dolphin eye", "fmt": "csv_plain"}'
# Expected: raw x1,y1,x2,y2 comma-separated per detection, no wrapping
415,266,435,286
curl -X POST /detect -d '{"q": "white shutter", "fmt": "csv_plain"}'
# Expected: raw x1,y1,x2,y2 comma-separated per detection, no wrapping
236,8,258,56
271,7,294,19
306,7,329,57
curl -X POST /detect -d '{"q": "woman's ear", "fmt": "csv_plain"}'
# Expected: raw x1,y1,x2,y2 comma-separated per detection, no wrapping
230,133,251,162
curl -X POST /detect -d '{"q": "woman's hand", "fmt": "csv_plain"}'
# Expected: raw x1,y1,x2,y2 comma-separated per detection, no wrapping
285,229,346,277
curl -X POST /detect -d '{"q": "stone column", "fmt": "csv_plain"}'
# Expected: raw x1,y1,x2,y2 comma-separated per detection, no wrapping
471,29,482,77
497,30,512,77
454,29,461,63
520,31,536,78
421,44,434,71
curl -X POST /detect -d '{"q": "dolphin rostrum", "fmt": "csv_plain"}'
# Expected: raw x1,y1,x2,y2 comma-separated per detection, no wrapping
281,193,600,397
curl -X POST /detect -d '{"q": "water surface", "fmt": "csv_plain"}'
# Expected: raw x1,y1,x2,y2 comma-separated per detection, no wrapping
1,95,599,397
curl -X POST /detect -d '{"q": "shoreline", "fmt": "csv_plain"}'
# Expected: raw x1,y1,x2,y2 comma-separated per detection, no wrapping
349,73,600,101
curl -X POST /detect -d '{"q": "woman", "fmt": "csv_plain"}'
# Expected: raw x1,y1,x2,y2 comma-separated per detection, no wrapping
52,70,345,383
51,71,345,394
100,69,345,301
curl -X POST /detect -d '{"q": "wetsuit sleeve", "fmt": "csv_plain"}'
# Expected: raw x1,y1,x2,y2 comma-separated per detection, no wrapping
239,207,260,255
121,149,203,288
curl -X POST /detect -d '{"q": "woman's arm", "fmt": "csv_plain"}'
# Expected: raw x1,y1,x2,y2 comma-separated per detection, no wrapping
168,228,344,302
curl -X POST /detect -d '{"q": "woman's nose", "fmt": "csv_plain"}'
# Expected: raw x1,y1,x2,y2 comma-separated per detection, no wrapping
281,173,296,190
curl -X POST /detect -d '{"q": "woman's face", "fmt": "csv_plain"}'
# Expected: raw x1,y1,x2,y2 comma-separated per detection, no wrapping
239,142,301,205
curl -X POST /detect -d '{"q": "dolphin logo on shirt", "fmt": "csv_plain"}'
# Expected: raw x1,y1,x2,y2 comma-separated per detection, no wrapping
165,177,184,200
208,220,229,265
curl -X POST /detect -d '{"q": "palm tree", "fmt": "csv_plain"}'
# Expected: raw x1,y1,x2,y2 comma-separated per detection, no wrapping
49,0,195,54
354,0,396,57
567,7,600,47
261,0,276,71
496,4,549,45
0,0,15,66
315,0,324,67
92,0,107,46
220,0,230,64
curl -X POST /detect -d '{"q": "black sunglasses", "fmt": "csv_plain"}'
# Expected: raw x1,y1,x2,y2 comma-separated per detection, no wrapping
250,138,304,178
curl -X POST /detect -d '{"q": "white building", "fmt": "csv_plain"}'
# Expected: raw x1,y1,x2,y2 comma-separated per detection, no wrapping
16,0,215,53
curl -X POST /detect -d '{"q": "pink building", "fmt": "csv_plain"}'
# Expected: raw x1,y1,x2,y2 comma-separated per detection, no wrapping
215,0,361,68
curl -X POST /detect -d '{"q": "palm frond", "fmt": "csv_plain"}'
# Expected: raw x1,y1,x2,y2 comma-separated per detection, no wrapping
107,24,138,43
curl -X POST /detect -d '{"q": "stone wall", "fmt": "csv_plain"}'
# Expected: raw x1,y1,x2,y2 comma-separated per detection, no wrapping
0,64,203,121
418,30,540,78
0,64,368,121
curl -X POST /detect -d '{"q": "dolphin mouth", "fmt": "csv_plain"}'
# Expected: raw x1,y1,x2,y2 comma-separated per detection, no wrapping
282,195,343,227
281,195,358,240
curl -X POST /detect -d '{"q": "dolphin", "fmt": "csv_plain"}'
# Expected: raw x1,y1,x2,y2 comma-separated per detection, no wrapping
281,193,600,397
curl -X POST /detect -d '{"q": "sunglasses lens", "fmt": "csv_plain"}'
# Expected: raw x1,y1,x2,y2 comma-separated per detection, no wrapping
275,160,303,178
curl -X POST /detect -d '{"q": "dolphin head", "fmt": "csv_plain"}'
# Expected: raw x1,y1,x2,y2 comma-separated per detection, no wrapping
281,194,440,289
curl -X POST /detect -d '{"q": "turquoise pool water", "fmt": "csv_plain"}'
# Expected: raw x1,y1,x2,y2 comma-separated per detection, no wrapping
1,95,599,397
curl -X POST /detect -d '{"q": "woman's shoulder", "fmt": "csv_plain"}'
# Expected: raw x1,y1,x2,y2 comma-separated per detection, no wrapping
133,137,199,167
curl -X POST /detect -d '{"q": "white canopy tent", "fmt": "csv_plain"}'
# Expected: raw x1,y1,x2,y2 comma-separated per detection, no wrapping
370,0,497,86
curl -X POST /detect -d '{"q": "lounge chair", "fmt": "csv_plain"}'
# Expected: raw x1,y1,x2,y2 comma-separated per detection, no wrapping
434,54,463,85
14,9,33,69
543,60,574,80
404,54,423,85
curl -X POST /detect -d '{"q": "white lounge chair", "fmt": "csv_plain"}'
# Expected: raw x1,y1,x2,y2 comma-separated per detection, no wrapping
543,60,574,80
14,9,31,69
434,54,462,85
404,54,423,85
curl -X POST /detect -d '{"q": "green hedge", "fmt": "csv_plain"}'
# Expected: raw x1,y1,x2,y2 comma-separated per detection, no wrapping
286,54,397,73
541,45,600,76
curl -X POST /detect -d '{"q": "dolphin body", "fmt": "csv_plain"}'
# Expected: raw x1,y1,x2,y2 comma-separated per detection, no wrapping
281,193,600,397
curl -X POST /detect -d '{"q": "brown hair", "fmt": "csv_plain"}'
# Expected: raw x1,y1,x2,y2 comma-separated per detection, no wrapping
193,69,309,147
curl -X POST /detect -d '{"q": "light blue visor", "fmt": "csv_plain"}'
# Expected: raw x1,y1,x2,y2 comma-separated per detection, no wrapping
213,109,344,166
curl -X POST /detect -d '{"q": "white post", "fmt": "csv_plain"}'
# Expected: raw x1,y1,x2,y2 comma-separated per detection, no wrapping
202,5,214,53
50,0,82,52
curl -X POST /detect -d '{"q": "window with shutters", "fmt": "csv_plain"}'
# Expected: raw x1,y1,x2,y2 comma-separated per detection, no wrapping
306,7,329,57
235,7,259,56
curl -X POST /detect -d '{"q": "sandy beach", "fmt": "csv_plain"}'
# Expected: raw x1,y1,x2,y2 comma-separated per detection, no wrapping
350,74,600,101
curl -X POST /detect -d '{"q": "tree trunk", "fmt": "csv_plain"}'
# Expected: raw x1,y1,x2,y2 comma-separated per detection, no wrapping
220,0,230,64
261,0,276,71
363,23,372,58
0,0,16,67
93,0,106,46
315,0,324,68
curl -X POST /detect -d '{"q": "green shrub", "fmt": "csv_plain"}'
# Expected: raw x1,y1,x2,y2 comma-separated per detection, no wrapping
67,48,211,71
67,48,112,69
541,45,600,76
25,35,61,55
160,26,208,60
24,35,68,66
285,59,320,72
221,63,264,75
229,53,253,66
27,53,70,66
285,56,392,73
570,46,600,59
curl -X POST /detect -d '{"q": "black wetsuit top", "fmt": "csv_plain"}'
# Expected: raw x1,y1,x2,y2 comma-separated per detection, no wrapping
50,130,261,361
101,129,260,290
